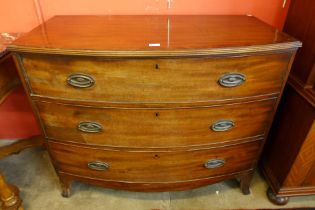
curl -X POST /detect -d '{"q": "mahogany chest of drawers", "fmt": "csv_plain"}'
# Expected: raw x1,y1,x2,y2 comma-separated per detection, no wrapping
8,15,301,197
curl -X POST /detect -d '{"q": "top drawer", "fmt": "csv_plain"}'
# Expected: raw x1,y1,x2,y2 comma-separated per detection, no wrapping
21,53,291,103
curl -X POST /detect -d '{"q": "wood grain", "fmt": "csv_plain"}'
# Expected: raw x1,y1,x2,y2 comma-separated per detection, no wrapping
284,0,315,87
261,1,315,203
57,169,254,192
8,16,301,57
48,140,261,183
36,99,274,148
0,136,43,159
10,15,300,195
22,53,291,104
0,173,23,210
261,84,315,196
0,53,20,103
286,122,315,186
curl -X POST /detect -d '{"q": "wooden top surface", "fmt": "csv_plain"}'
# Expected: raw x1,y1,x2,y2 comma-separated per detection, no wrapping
9,15,301,57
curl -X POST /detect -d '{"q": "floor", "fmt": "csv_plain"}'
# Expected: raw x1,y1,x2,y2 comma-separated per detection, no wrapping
1,148,315,210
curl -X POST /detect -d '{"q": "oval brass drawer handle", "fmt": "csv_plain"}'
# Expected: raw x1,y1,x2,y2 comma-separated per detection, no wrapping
211,120,235,132
218,73,246,87
88,161,109,171
78,122,103,133
204,159,225,169
67,73,95,88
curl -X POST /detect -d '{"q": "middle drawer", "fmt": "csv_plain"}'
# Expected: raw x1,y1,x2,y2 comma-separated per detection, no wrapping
36,99,275,148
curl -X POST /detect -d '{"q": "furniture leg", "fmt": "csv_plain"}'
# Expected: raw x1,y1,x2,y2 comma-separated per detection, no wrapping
236,171,253,195
267,187,289,205
0,173,23,210
59,176,72,198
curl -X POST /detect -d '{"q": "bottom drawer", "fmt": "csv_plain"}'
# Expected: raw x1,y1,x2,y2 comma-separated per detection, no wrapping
48,140,262,182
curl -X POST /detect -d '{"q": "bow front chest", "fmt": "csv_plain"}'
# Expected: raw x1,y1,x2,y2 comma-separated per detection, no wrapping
8,15,301,196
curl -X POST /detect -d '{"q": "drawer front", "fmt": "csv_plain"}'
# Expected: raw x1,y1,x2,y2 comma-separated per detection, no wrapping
36,99,275,148
22,53,290,103
48,140,261,182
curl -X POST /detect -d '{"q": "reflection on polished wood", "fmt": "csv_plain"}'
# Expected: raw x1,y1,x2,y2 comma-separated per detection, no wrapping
36,99,274,148
22,53,290,104
49,140,262,184
9,16,301,57
10,15,300,196
0,173,23,210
